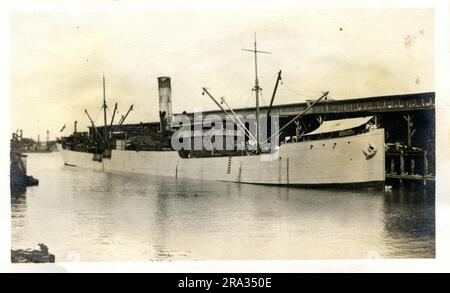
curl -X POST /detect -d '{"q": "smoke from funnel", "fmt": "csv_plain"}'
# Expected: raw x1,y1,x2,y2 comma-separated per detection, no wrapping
157,77,172,132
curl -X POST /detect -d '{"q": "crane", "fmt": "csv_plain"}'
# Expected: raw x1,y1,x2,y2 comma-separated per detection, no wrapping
118,104,134,126
267,70,282,118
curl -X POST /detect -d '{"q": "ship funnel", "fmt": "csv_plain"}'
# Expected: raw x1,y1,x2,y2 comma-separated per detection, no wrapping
157,76,172,132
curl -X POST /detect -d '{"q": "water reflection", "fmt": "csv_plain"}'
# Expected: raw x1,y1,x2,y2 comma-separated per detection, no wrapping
11,190,26,205
382,189,435,258
155,184,171,260
11,191,27,220
11,153,435,261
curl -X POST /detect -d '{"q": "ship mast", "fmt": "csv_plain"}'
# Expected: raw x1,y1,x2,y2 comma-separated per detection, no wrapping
102,73,108,146
242,33,270,153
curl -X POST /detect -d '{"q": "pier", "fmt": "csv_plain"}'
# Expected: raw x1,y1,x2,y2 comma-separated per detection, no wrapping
190,91,436,189
89,91,435,189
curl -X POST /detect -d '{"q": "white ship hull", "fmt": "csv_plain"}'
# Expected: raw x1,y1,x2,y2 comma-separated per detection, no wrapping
57,129,385,188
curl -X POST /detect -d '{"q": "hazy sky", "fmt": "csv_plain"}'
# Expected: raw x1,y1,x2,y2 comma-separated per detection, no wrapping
10,8,434,139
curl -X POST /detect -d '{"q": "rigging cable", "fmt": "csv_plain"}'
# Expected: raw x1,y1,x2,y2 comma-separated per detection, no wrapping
278,81,329,137
280,81,321,100
93,105,104,124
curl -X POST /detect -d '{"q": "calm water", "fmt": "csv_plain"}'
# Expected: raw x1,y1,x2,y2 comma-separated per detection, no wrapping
11,152,435,261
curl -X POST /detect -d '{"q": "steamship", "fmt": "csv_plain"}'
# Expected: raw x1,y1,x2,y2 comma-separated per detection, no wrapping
57,42,385,188
57,76,385,188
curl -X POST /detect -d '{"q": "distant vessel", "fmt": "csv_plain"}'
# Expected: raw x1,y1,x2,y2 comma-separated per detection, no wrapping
57,40,385,188
10,129,54,153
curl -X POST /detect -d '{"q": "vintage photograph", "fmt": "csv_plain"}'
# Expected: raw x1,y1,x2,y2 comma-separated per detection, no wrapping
8,4,435,264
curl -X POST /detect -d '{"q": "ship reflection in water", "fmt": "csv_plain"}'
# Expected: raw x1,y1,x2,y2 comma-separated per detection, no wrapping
11,153,435,261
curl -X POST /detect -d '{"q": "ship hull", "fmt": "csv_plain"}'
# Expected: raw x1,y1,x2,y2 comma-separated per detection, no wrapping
57,129,385,188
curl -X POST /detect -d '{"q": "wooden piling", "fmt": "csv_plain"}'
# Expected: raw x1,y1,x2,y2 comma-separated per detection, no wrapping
400,151,405,175
403,114,416,148
423,150,429,176
423,150,428,186
399,151,405,186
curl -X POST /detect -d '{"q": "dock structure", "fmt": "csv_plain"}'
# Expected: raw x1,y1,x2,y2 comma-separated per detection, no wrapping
185,91,435,189
194,92,434,117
